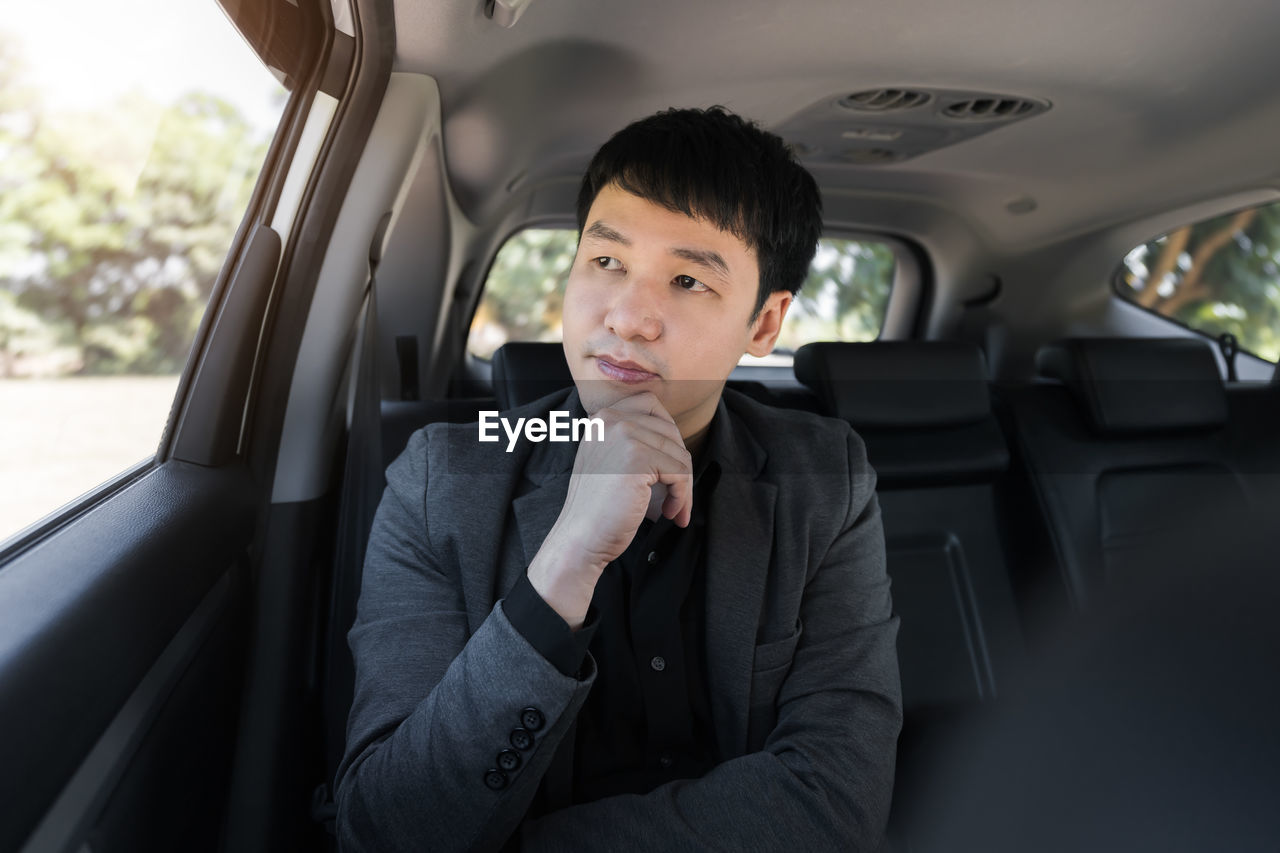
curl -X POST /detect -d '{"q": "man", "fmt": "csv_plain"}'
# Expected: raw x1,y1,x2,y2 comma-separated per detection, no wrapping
336,107,901,852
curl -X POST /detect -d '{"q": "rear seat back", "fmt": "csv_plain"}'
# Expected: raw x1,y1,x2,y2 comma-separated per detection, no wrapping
491,342,574,410
489,341,813,410
795,340,1030,849
1223,374,1280,509
1006,337,1259,610
794,342,1025,712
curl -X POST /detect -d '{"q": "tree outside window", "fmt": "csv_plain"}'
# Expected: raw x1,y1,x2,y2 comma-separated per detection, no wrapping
1118,203,1280,362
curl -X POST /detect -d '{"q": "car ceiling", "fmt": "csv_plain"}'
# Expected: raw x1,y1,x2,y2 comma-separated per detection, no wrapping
391,0,1280,251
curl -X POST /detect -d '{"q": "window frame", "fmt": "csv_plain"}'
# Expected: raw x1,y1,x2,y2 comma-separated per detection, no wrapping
1110,202,1280,365
0,0,337,558
463,222,918,365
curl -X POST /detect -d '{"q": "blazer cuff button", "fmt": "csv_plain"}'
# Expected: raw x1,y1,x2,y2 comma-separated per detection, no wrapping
510,728,534,751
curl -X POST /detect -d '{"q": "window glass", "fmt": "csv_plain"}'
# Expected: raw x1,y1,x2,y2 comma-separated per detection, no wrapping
469,229,896,364
0,3,287,543
1116,202,1280,362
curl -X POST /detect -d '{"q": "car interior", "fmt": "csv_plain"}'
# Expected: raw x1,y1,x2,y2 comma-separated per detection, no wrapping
2,0,1278,850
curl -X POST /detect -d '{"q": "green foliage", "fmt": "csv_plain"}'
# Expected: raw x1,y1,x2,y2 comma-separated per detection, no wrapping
0,34,271,376
469,230,896,360
779,239,894,351
0,289,75,376
470,229,579,359
1119,203,1280,362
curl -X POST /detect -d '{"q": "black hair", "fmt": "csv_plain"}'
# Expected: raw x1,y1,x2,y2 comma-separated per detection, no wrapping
575,106,822,322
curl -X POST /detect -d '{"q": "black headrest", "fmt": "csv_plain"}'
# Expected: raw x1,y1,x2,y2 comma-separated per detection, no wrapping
793,341,1007,486
1035,338,1227,434
794,341,992,428
491,342,574,410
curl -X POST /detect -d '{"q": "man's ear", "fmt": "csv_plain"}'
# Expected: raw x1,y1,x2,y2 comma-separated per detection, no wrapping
745,290,792,357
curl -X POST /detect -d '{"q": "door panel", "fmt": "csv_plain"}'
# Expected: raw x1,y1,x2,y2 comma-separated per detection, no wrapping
0,0,388,848
0,462,255,851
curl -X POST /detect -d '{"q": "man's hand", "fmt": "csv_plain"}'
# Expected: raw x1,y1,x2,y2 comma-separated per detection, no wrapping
526,392,693,630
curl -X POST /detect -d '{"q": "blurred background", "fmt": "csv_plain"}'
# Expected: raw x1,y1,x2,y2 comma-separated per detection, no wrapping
0,0,285,541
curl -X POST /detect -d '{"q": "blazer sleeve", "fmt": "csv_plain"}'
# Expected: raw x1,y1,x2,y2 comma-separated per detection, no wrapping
335,427,597,853
515,426,903,853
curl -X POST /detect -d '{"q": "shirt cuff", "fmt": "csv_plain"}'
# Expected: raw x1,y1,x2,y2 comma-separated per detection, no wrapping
503,573,598,679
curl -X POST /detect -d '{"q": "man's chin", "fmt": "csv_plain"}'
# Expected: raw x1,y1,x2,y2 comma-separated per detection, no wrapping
573,378,663,415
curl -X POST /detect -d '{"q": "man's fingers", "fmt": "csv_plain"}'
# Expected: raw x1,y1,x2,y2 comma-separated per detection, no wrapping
621,442,693,525
609,418,690,470
582,392,696,527
661,488,692,528
597,407,686,455
648,458,694,527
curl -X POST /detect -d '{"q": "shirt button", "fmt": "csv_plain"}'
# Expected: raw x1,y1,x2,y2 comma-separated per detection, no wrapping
520,707,545,731
509,728,534,751
483,769,508,790
497,749,522,771
647,551,658,565
650,655,666,672
659,753,674,769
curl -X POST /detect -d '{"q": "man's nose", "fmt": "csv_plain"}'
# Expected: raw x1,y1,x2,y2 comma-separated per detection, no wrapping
604,276,663,341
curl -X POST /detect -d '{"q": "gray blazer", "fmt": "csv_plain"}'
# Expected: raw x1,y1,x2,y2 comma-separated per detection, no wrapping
337,387,902,852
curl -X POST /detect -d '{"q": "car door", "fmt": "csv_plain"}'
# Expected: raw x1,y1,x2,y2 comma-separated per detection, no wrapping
0,0,389,850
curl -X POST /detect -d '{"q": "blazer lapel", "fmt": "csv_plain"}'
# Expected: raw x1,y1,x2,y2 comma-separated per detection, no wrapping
703,395,775,760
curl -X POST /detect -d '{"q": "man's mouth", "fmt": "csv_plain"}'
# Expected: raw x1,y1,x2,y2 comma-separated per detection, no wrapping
594,355,659,384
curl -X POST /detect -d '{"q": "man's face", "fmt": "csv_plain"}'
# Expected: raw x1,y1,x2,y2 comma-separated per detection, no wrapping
562,182,792,440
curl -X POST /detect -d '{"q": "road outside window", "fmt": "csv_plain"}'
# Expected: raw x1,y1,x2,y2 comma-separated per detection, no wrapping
1116,201,1280,362
468,228,895,365
0,3,286,544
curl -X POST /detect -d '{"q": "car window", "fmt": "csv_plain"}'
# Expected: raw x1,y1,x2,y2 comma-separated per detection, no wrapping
468,228,896,364
1116,201,1280,362
0,3,287,544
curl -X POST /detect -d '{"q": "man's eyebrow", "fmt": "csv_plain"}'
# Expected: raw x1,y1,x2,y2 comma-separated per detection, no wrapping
670,247,731,282
583,221,631,245
583,222,731,282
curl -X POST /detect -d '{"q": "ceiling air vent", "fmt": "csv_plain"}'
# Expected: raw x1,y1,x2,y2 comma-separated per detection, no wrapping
777,87,1049,167
942,97,1040,121
840,89,931,112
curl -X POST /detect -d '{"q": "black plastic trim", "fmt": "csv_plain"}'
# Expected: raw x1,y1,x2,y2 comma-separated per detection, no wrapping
19,571,236,853
0,461,255,852
244,0,395,492
0,457,153,563
172,225,282,466
160,0,331,467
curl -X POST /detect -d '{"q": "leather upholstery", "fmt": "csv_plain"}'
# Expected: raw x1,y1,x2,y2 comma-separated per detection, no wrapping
1011,337,1252,611
792,340,1026,850
794,341,1008,486
491,342,575,411
795,341,992,428
1035,337,1227,434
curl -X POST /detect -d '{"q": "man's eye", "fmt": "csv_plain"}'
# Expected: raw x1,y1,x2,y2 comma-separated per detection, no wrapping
675,275,710,293
594,256,623,271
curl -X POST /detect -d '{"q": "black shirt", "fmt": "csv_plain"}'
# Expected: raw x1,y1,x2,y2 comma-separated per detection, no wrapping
503,413,723,809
